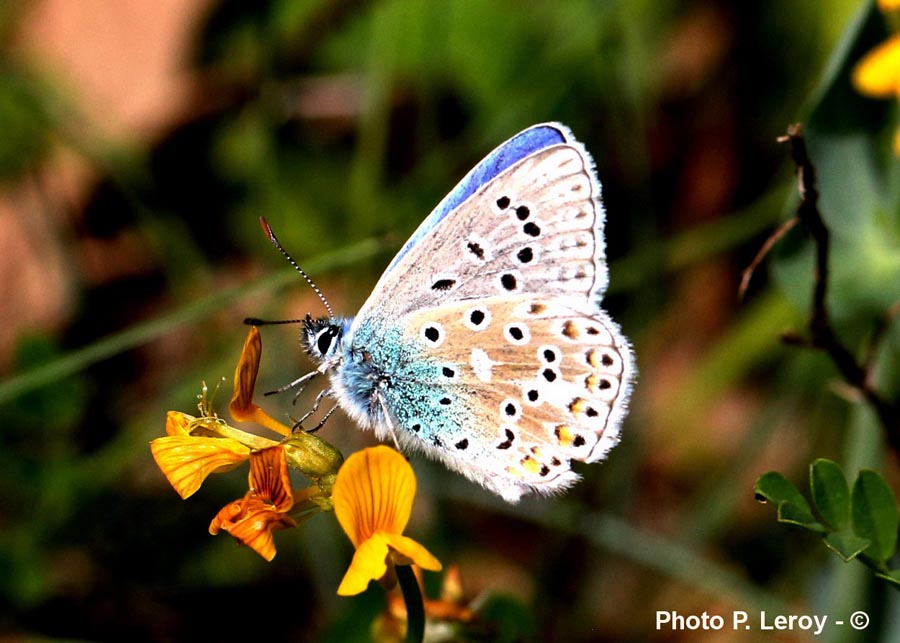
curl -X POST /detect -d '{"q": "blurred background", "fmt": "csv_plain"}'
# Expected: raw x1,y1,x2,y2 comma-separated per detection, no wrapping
1,0,899,641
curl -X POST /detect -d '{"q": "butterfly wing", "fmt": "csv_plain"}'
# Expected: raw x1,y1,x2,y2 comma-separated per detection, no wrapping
343,123,634,501
379,123,572,277
353,123,608,323
397,296,632,500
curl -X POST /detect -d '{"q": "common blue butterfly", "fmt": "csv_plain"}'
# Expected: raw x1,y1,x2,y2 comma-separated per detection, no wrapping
284,123,635,502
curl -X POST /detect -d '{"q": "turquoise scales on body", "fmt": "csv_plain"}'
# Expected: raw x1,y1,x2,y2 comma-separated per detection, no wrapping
322,316,469,446
288,123,635,503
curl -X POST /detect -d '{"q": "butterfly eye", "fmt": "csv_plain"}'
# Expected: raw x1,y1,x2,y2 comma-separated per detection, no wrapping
316,328,337,355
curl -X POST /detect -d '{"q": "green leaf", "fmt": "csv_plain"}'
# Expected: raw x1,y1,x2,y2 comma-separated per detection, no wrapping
852,469,899,563
823,530,871,562
778,502,827,532
755,471,808,506
811,459,851,530
875,569,900,588
755,472,825,532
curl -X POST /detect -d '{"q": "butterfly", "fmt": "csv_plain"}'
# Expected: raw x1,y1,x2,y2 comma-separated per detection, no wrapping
278,122,635,503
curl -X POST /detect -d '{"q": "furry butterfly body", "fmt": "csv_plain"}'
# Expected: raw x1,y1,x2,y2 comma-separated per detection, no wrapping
302,123,635,502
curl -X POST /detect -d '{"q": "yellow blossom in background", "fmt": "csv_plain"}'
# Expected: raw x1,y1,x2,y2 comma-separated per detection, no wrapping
209,445,297,561
852,35,900,98
332,446,441,596
150,411,252,499
852,31,900,156
880,0,900,11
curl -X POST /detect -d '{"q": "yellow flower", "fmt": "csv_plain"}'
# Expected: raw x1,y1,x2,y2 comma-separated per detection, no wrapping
880,0,900,12
151,326,296,499
333,446,441,596
209,445,297,561
150,411,252,499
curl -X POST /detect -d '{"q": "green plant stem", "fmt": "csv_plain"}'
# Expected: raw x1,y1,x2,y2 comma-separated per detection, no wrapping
396,564,425,643
0,238,383,406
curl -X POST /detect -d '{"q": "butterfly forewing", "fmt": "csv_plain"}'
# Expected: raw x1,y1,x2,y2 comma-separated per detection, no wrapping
353,143,607,324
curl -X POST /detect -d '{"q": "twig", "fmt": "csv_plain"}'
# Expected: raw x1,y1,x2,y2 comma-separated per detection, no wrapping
863,302,900,380
749,124,900,453
738,215,799,300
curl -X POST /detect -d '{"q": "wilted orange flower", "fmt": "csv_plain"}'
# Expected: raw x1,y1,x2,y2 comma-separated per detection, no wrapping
209,445,297,561
332,446,441,596
376,564,476,640
150,411,253,499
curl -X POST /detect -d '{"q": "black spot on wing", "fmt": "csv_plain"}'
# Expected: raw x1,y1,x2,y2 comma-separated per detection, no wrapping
497,428,515,450
431,278,456,291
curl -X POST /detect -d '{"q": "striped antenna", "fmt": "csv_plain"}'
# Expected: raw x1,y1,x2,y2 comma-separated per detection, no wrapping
244,317,305,326
259,217,334,319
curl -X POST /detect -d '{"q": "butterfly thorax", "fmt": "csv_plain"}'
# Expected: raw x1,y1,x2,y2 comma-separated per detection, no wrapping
315,314,463,444
302,314,392,431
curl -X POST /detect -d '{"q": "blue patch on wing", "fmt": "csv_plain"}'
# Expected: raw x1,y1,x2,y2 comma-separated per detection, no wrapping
385,123,569,274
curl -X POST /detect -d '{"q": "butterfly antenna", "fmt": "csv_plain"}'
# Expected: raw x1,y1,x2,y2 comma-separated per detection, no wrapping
259,217,334,319
244,317,306,326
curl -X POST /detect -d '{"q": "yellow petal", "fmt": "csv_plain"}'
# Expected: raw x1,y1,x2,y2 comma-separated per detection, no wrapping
247,446,294,512
229,327,291,436
383,533,442,572
209,496,296,561
165,410,194,436
150,435,251,498
230,326,263,420
879,0,900,11
209,500,243,535
337,533,390,595
223,506,295,561
852,35,900,98
332,446,416,547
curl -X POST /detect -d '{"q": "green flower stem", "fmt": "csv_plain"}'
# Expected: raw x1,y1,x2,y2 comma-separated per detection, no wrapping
206,421,280,450
396,564,425,643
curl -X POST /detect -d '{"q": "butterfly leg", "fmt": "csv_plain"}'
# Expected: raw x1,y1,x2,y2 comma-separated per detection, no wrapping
263,369,319,398
374,394,402,450
295,388,333,427
307,402,339,433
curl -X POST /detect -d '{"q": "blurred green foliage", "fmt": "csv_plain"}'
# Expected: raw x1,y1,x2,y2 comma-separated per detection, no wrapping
0,0,899,641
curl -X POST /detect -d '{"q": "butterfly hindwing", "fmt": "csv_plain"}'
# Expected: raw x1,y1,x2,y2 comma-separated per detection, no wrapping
399,295,631,500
